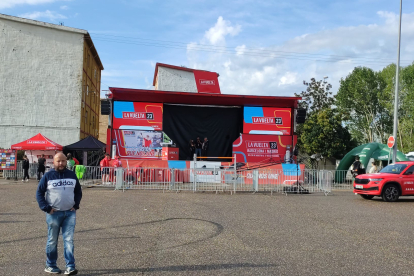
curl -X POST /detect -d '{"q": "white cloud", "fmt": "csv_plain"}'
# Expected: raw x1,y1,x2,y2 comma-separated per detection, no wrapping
186,12,414,97
235,45,246,56
279,72,298,86
60,5,68,10
0,0,61,9
19,10,66,21
204,16,241,45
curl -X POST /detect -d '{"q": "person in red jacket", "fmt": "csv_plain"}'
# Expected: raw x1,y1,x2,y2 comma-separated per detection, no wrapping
100,154,111,184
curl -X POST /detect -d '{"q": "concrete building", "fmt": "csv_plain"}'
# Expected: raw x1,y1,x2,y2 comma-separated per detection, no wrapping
0,13,103,148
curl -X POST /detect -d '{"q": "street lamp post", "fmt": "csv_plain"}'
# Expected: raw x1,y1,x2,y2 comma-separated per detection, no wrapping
392,0,402,163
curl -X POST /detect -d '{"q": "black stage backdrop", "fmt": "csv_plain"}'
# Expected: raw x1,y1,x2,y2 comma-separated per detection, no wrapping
163,104,243,160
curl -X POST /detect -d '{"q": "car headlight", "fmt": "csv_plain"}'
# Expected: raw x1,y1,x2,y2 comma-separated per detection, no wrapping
369,178,383,182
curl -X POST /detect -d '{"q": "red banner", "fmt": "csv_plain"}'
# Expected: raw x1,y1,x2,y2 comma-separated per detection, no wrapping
113,101,163,130
243,106,292,135
193,70,221,94
233,134,294,163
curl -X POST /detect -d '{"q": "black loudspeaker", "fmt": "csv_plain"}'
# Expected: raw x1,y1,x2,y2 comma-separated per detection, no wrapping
101,100,110,115
296,109,307,124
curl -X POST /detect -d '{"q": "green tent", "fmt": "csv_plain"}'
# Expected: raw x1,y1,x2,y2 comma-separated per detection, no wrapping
335,142,408,182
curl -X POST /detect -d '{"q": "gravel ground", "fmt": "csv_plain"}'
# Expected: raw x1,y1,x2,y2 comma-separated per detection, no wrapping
1,179,414,276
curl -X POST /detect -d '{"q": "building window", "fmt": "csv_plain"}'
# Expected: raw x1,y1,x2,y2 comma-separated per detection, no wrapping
85,111,88,127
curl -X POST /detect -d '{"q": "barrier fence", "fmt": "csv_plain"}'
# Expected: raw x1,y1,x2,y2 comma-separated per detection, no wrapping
74,166,353,194
3,162,356,193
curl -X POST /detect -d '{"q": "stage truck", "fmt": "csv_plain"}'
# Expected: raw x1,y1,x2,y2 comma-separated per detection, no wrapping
101,63,305,187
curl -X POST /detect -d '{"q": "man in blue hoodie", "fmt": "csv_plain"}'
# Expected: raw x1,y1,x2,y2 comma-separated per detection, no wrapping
36,152,82,275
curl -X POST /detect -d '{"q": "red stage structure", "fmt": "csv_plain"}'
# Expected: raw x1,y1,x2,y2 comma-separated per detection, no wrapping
104,63,301,171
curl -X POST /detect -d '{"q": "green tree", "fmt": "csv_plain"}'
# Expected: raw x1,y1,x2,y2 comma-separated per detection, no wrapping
295,78,335,150
294,78,334,114
300,109,356,160
373,63,414,152
398,63,414,152
336,67,391,144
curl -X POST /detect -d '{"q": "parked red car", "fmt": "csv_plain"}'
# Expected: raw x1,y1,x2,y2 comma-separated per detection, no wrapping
353,161,414,202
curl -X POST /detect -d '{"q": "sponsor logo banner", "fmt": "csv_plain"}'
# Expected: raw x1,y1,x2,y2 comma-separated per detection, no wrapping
243,106,291,135
193,70,221,94
27,140,47,144
233,134,295,163
199,79,215,85
0,149,16,170
113,101,163,130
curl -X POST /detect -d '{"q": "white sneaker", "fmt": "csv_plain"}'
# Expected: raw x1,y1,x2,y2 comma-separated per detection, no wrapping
25,179,29,182
64,267,78,275
22,179,24,182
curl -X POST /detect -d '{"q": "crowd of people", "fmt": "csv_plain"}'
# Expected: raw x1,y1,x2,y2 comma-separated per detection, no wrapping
189,137,209,159
352,155,379,178
99,154,122,184
22,153,79,182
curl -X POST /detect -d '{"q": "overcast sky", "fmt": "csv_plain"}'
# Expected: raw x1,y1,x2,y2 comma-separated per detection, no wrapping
2,0,414,97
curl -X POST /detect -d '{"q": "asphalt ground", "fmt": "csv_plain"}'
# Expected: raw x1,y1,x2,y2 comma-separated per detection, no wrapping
1,180,414,276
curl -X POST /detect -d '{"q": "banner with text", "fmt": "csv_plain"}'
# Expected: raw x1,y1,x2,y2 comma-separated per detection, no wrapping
113,101,163,130
243,106,291,135
233,134,293,163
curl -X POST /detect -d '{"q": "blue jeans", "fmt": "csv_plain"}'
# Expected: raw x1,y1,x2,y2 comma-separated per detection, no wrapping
196,148,202,157
46,210,76,269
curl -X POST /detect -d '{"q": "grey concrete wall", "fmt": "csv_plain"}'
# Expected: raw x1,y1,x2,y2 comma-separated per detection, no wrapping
0,17,84,148
157,67,198,92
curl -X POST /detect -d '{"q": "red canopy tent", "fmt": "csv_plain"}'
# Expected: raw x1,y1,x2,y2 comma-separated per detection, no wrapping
11,133,63,150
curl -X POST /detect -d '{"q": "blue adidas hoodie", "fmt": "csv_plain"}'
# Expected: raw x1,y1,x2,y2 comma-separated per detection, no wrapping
36,168,82,213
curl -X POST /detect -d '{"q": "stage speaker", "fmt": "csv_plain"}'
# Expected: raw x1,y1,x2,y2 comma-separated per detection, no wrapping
101,100,111,115
296,109,307,124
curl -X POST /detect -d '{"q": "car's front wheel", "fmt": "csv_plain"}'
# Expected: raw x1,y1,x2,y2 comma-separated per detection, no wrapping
360,194,374,200
382,184,400,202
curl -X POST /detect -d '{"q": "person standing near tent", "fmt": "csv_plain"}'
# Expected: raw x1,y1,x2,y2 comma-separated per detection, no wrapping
22,155,30,182
369,161,378,174
352,156,362,178
37,154,46,181
100,154,111,184
36,152,82,275
67,153,75,171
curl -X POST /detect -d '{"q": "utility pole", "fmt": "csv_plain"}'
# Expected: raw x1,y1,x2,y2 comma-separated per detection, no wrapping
392,0,402,163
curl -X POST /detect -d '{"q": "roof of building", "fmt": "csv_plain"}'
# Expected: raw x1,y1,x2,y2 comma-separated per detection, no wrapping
109,87,301,108
0,13,103,70
153,63,219,86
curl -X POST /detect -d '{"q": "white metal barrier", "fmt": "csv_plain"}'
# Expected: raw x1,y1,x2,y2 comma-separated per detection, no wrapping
74,166,340,195
3,163,353,194
3,162,40,179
